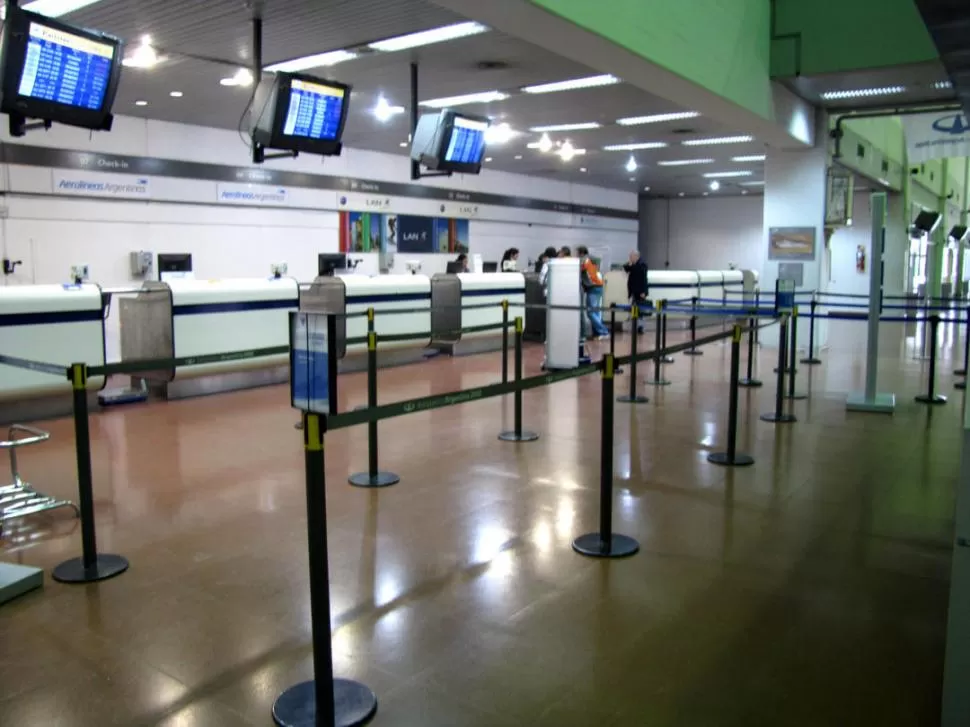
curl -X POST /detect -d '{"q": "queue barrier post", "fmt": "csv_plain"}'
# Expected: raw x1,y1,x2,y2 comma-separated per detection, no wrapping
708,324,754,466
784,307,807,400
738,316,763,388
760,315,797,424
660,304,675,364
801,295,822,365
573,353,640,559
501,299,510,384
955,305,969,388
52,363,130,584
773,304,797,375
609,304,624,374
754,289,761,346
499,317,539,442
349,309,400,488
273,413,378,727
683,296,703,356
617,304,648,404
915,314,947,405
646,300,671,387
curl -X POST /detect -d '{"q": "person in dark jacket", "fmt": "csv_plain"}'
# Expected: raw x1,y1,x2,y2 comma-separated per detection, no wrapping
623,250,648,333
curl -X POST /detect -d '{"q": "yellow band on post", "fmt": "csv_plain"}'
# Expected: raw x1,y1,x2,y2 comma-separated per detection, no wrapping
367,307,375,322
502,299,509,311
305,413,323,451
733,324,743,343
631,305,639,320
71,363,87,391
792,307,798,318
604,354,614,379
368,331,376,351
515,317,523,334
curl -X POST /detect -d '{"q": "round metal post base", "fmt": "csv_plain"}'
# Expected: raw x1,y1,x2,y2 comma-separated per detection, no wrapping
707,452,754,467
738,378,763,388
660,355,675,364
914,394,947,405
572,533,639,558
348,471,400,488
683,349,703,356
646,378,671,386
956,380,967,390
760,412,797,423
498,430,539,442
273,679,377,727
784,393,808,401
52,554,129,584
800,357,822,365
617,395,649,404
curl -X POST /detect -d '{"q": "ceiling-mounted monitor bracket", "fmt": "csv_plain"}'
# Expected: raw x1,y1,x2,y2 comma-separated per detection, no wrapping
8,114,52,137
252,143,298,164
410,63,452,180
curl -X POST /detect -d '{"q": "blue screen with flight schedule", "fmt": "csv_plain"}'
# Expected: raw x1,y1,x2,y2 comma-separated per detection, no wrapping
444,116,487,165
17,22,114,110
281,79,345,141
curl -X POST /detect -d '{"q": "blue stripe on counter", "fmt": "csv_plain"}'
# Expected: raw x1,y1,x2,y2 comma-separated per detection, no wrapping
0,309,103,327
650,283,701,289
461,287,524,297
173,299,297,316
346,292,431,304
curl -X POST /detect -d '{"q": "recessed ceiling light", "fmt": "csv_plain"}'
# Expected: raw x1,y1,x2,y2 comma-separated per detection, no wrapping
703,171,753,178
657,158,714,166
485,122,516,144
399,142,408,147
820,86,905,100
741,190,748,195
368,21,488,52
629,177,636,182
485,157,493,162
682,135,754,146
134,100,148,106
220,68,254,87
709,181,720,191
678,192,685,197
514,154,523,160
372,95,405,123
625,156,638,173
267,50,357,73
579,167,587,172
558,140,579,161
530,122,601,132
643,186,650,191
420,90,508,108
169,91,183,98
122,35,164,69
20,0,104,18
731,154,765,162
521,74,619,94
935,80,953,90
616,111,700,126
703,192,709,196
602,142,667,151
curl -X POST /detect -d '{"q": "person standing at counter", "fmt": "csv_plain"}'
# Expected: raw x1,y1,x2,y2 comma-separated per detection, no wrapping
536,246,558,286
501,248,520,272
623,250,648,333
454,253,469,272
577,246,609,340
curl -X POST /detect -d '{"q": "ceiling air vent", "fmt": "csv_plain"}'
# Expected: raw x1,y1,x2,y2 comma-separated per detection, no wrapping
476,60,510,71
670,127,697,135
881,159,889,173
857,143,866,158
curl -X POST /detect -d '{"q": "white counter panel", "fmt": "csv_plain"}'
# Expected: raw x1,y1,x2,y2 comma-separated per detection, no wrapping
458,273,525,335
344,275,432,352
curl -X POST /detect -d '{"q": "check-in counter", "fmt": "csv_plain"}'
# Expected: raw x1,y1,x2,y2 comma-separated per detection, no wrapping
430,272,525,354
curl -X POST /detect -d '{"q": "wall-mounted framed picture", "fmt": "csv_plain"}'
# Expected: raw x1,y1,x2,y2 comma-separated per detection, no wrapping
768,227,816,261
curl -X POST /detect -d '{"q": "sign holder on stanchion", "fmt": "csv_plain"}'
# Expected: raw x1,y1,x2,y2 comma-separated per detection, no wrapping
278,313,378,727
760,313,797,424
646,300,671,386
801,294,822,364
955,305,969,389
52,363,130,584
915,314,947,405
501,299,509,384
608,304,623,374
349,309,400,488
708,323,754,466
659,306,674,364
738,316,762,388
499,317,539,442
683,296,703,356
573,353,639,559
617,304,648,404
784,308,807,400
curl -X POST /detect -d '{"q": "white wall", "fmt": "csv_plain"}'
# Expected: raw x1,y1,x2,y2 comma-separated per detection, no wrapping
0,115,636,288
827,192,873,297
642,196,764,272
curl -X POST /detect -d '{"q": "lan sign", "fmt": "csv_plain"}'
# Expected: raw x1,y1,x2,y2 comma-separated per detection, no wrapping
768,227,816,261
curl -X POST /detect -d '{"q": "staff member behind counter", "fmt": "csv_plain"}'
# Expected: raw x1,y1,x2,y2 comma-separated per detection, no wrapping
624,250,648,334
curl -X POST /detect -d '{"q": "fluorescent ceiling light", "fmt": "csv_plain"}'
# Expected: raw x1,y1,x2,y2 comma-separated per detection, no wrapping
602,141,667,151
134,100,148,106
934,81,953,90
420,90,508,108
169,91,183,98
220,68,254,87
616,111,700,126
21,0,103,17
265,49,357,73
369,21,487,52
820,86,904,100
521,74,619,94
485,122,516,144
682,135,754,146
703,171,753,178
372,96,405,123
657,158,713,166
740,180,765,186
558,141,586,162
731,154,766,162
530,122,601,132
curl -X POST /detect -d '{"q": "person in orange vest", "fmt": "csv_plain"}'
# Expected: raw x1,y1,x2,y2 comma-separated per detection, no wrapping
577,246,609,339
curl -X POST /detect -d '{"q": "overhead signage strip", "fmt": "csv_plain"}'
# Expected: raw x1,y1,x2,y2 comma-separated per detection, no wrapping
0,143,637,220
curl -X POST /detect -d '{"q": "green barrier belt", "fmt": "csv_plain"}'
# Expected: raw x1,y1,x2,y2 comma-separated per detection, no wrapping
351,322,510,346
89,345,289,377
614,320,775,368
338,302,519,319
0,353,66,377
327,359,601,430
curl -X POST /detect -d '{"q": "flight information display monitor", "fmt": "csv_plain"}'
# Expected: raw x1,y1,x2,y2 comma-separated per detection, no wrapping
443,115,487,166
281,79,346,141
0,8,123,135
410,110,490,175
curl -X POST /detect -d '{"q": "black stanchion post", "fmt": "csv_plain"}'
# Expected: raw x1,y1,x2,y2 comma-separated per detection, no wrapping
801,295,822,364
501,298,509,384
660,302,674,363
760,316,797,423
915,314,947,405
499,317,539,442
785,307,807,400
647,300,671,386
754,289,761,346
274,413,378,727
349,309,400,488
573,353,639,558
52,364,129,583
739,316,763,388
955,304,969,387
609,304,623,374
684,295,703,356
709,324,754,466
617,304,648,404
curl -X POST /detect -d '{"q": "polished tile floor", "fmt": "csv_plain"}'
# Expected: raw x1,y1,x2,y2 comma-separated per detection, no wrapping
0,318,962,726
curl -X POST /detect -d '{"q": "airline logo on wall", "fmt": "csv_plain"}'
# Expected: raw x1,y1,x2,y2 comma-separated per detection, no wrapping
901,112,970,163
52,170,150,199
440,202,480,218
339,193,392,211
217,183,289,205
